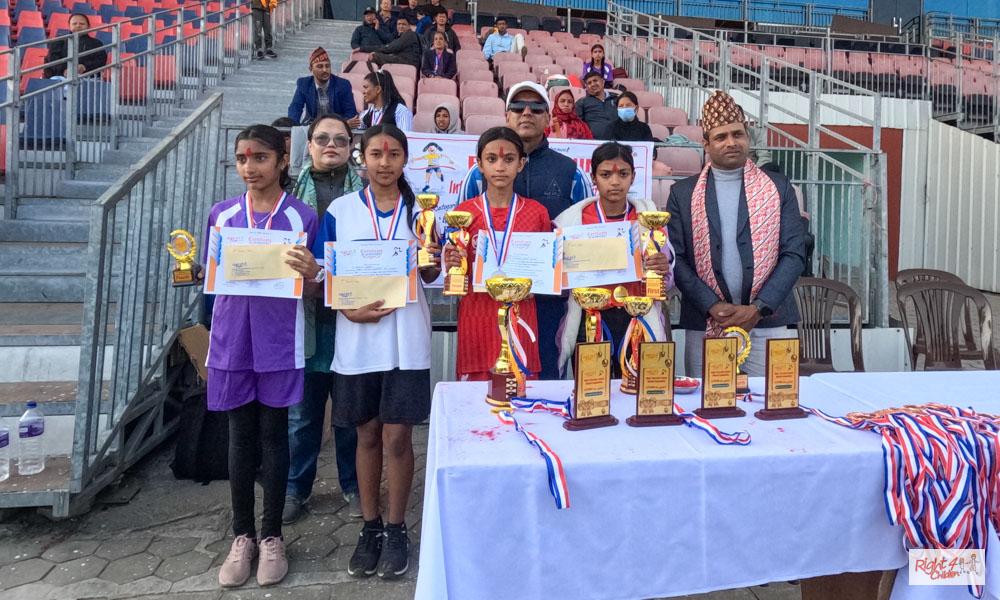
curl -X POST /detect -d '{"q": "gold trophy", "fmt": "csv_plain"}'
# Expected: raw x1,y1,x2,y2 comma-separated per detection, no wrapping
415,193,440,269
565,287,617,431
637,211,670,301
619,295,654,394
166,229,199,287
485,276,533,413
443,210,473,296
723,326,752,395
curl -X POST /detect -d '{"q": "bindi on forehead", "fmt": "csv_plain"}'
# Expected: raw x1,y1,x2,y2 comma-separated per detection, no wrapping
382,140,390,152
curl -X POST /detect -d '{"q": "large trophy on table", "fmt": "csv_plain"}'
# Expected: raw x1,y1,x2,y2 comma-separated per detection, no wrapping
565,287,617,431
442,210,472,296
637,211,670,301
484,276,533,413
166,229,199,287
415,193,440,269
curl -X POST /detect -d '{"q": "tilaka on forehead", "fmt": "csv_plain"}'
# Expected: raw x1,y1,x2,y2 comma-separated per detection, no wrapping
382,139,390,152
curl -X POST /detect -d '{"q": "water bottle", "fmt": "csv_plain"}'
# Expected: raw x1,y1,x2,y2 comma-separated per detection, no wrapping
17,402,45,476
0,427,9,482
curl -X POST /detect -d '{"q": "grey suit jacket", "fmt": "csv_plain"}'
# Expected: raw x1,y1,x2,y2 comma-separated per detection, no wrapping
666,168,806,330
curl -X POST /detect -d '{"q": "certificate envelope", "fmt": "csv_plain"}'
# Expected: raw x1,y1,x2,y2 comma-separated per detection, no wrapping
224,244,298,281
327,275,408,309
563,237,628,272
560,221,641,289
324,240,418,307
471,230,563,295
204,227,306,299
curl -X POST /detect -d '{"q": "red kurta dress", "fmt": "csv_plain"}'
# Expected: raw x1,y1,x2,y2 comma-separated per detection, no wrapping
454,195,553,380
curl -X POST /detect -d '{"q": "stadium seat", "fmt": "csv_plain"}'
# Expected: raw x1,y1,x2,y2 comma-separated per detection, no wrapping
492,51,521,64
521,15,540,31
556,56,583,76
633,91,664,109
458,69,493,83
77,76,111,119
615,78,645,92
381,63,416,84
153,53,176,87
651,178,674,211
416,92,458,115
656,147,702,176
47,12,70,36
569,19,584,37
417,77,457,96
673,124,703,142
353,89,363,113
646,106,686,127
16,11,45,33
118,57,147,103
648,123,670,141
16,27,46,46
412,111,437,133
462,95,504,118
21,78,66,148
464,113,505,134
584,21,605,37
460,79,497,98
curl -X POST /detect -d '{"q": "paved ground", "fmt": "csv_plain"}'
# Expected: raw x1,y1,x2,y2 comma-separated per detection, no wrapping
0,423,802,600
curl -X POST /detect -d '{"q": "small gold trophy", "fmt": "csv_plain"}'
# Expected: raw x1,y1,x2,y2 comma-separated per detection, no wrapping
166,229,199,287
637,211,670,301
443,210,473,296
415,193,440,269
565,287,617,431
619,295,654,394
484,276,533,413
723,326,752,395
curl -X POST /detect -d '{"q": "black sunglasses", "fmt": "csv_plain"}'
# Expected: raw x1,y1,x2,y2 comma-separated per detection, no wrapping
311,133,351,148
507,101,547,115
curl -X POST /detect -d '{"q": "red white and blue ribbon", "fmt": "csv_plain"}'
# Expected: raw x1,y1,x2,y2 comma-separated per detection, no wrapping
674,401,752,446
497,406,571,510
481,193,518,270
361,187,404,241
244,192,287,230
805,402,1000,598
619,315,655,379
506,304,536,380
594,199,632,224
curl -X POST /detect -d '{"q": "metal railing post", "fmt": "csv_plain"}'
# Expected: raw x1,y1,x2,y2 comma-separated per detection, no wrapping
760,55,770,132
110,25,121,148
198,4,208,93
175,8,184,105
4,51,18,218
66,35,79,177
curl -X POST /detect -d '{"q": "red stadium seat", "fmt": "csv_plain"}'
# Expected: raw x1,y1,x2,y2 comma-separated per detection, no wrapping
649,123,670,141
673,124,704,142
459,79,498,98
382,62,416,83
412,111,437,133
633,91,664,109
153,53,176,87
491,51,521,64
417,77,457,96
458,69,493,83
615,78,645,92
656,147,702,176
416,92,458,115
464,113,506,134
462,95,504,118
645,106,686,127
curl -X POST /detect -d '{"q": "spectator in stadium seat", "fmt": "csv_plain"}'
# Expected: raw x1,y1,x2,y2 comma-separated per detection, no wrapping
432,103,460,133
575,70,619,139
351,6,394,52
667,91,806,377
368,18,422,68
422,11,460,52
457,81,592,380
581,44,614,89
421,31,457,79
422,0,447,19
44,13,108,78
546,89,593,140
399,0,421,24
377,0,398,37
482,17,513,62
251,0,278,59
349,70,413,132
607,92,655,142
287,47,359,126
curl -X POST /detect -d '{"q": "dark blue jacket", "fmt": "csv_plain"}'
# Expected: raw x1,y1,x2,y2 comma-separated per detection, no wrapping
420,48,456,79
666,168,806,330
287,75,358,125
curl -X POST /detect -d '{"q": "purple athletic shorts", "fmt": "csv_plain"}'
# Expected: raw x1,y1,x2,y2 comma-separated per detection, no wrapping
207,368,304,412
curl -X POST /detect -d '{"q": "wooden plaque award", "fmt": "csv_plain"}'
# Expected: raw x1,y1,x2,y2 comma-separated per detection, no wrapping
627,341,682,427
755,338,808,420
565,341,617,430
695,337,746,419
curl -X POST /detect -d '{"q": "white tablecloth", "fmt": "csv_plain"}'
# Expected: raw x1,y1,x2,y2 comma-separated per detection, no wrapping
416,374,962,600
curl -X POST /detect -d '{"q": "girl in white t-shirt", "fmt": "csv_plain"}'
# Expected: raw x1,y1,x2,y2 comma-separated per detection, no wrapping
311,124,439,581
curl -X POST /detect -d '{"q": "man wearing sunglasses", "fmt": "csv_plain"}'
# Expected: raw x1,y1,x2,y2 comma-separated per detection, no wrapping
458,80,593,380
288,47,359,126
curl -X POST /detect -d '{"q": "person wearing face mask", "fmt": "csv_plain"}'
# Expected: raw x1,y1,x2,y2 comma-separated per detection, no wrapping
667,91,806,378
288,47,359,126
608,92,655,142
283,114,365,525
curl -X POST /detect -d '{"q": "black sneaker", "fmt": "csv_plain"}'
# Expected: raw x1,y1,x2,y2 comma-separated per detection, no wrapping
377,522,409,579
255,50,264,60
265,49,277,59
347,518,383,577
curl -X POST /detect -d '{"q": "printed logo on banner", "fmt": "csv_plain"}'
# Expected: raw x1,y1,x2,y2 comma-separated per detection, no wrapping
908,549,985,586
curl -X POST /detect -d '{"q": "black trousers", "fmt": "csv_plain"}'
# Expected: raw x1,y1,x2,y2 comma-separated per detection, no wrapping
252,8,273,51
227,401,289,539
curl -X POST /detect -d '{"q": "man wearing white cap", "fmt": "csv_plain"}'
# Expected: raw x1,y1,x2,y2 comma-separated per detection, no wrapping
458,80,592,380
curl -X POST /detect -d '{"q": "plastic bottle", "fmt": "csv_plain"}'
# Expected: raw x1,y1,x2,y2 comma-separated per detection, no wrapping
17,402,45,476
0,427,9,482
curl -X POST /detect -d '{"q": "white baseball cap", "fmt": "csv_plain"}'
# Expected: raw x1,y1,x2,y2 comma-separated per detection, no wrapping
505,81,551,112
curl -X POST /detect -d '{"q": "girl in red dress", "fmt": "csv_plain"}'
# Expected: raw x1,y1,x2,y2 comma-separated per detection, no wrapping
444,127,553,381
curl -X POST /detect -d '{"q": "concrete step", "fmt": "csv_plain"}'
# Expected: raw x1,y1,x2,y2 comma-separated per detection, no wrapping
0,302,88,347
0,241,89,274
74,164,133,183
0,219,89,242
0,274,86,303
56,180,110,200
0,199,93,223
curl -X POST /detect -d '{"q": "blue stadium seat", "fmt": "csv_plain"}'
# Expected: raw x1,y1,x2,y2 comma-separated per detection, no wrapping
123,6,145,18
95,30,112,45
77,77,111,120
123,37,148,53
13,0,36,16
71,2,95,14
158,13,176,26
0,28,9,47
99,5,122,23
16,27,46,46
21,78,66,148
41,2,69,19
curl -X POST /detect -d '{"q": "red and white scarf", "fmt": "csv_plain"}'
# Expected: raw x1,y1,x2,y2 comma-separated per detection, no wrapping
691,159,781,336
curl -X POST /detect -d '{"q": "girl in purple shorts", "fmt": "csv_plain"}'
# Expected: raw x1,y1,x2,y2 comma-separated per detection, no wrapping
203,125,324,589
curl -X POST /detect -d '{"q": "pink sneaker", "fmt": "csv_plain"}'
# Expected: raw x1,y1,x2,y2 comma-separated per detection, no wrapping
256,536,288,586
219,535,257,587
